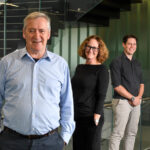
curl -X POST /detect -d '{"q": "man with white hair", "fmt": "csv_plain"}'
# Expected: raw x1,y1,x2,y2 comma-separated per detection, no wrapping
0,11,75,150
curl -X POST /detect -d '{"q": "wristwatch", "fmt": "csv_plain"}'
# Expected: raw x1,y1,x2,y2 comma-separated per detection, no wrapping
131,96,135,102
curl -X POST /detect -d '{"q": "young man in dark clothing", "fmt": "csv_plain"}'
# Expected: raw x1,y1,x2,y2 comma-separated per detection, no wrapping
109,35,144,150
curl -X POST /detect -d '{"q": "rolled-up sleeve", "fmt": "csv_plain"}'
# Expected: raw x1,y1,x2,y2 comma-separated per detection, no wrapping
110,60,122,88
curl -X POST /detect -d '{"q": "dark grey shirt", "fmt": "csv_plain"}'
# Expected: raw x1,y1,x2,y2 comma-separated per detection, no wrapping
110,52,144,99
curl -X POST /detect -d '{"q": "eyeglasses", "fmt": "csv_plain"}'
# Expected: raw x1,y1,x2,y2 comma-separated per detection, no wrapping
85,45,99,52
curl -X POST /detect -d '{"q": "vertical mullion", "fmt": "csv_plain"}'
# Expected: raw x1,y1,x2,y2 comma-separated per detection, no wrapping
87,23,89,37
4,0,7,56
39,0,41,11
60,30,63,56
68,24,71,69
77,23,80,65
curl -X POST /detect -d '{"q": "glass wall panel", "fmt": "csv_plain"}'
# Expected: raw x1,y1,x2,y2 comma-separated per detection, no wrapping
0,0,66,58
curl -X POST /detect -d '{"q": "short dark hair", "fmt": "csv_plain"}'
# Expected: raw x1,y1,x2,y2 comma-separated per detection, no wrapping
122,35,138,44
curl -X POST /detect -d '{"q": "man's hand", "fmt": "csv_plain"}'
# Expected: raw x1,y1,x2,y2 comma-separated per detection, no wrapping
128,96,141,106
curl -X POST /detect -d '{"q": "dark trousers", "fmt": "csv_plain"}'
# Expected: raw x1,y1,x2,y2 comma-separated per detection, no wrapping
0,128,64,150
73,116,104,150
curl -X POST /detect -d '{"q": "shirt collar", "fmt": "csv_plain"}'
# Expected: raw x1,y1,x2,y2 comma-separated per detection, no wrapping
19,47,51,61
122,52,135,62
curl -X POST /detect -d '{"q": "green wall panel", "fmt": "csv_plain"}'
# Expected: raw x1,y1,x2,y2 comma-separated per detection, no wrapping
52,0,150,97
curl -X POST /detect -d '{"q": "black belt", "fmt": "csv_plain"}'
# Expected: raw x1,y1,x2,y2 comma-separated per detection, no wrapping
4,126,58,139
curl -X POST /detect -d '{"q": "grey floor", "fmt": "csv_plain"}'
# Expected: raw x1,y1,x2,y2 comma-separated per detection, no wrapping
135,126,150,150
64,100,150,150
64,126,150,150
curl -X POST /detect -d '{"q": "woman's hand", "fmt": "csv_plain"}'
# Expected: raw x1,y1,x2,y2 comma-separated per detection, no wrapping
94,113,101,126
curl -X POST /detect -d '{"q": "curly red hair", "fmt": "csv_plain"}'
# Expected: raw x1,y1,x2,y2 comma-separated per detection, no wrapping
78,35,109,63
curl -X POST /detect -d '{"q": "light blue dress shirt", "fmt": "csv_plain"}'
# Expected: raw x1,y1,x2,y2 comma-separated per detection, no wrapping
0,47,75,144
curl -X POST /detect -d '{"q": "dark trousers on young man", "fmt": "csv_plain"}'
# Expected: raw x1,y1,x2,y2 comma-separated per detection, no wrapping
73,116,104,150
0,127,64,150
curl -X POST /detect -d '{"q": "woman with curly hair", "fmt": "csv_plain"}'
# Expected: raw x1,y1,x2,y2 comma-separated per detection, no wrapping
72,35,109,150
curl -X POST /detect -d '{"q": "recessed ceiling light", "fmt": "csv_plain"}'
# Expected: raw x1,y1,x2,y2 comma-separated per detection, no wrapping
0,2,19,7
